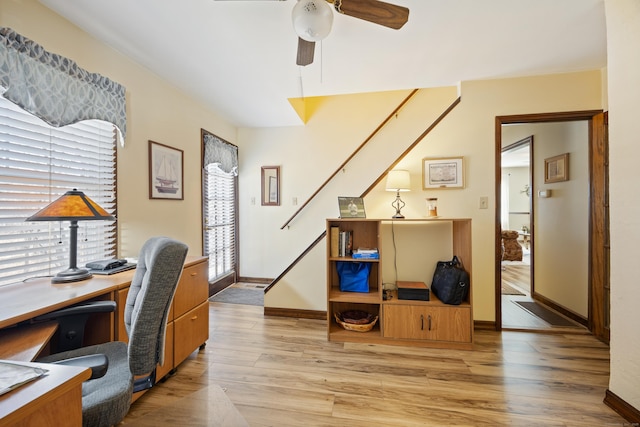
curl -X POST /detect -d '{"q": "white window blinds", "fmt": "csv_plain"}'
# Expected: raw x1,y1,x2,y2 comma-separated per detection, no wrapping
203,163,236,282
0,97,116,286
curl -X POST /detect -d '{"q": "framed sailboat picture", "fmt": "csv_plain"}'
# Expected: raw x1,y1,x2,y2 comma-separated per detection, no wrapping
149,140,184,200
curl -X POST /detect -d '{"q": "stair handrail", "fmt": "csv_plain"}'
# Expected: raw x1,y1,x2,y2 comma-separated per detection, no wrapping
280,89,420,230
264,96,462,294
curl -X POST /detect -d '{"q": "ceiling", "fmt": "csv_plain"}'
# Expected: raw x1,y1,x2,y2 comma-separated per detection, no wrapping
39,0,607,129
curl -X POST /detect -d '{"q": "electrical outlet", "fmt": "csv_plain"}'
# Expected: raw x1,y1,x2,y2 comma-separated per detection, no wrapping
479,196,488,209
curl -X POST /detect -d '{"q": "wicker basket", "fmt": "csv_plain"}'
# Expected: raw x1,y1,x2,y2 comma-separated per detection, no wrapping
334,312,378,332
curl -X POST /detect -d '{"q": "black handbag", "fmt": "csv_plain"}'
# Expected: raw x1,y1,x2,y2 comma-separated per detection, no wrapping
430,256,470,305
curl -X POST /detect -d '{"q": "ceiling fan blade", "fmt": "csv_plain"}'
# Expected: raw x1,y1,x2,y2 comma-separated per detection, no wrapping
332,0,409,30
296,37,315,66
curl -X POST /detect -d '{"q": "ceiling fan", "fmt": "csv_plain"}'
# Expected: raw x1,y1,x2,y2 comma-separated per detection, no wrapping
292,0,409,66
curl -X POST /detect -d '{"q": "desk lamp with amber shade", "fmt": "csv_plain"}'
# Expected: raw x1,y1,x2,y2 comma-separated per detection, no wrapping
26,189,115,283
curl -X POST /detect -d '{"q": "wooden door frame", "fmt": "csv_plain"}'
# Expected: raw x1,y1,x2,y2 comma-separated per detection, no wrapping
494,110,608,342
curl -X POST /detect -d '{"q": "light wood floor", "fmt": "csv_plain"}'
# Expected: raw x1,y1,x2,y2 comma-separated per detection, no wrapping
123,302,625,426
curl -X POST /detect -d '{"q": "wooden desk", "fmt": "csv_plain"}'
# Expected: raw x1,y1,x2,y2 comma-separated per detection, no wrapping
0,269,138,359
0,269,136,330
0,322,58,361
0,361,90,427
0,256,209,426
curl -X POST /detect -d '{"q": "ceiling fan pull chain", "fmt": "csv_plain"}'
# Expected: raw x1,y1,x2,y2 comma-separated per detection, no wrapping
320,40,324,83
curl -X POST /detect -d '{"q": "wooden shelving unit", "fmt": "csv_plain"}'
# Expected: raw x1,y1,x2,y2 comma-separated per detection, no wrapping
326,218,473,349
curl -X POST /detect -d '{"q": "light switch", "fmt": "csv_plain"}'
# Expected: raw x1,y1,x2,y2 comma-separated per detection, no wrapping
479,196,489,209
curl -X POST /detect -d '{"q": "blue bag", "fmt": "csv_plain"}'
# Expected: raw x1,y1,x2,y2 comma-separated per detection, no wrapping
337,261,371,292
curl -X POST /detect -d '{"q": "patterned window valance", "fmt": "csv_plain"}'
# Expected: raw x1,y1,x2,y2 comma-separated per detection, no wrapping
203,130,238,175
0,27,127,143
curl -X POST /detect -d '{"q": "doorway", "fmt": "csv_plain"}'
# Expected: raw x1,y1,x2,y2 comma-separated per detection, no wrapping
495,111,609,342
500,136,535,328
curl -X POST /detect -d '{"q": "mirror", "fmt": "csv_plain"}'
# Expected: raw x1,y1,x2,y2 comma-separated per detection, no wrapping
261,166,280,206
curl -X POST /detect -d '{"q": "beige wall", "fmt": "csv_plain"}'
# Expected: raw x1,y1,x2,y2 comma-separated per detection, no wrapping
606,0,640,412
260,71,604,323
1,0,237,257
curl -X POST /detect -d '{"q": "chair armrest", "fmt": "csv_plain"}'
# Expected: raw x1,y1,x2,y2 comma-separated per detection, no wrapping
33,301,117,353
34,301,117,321
52,354,109,380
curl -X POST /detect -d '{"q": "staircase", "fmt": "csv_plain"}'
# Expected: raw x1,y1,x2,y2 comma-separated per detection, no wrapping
261,86,462,316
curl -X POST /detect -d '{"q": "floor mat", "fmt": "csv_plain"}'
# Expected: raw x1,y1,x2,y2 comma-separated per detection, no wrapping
513,301,578,327
209,287,264,306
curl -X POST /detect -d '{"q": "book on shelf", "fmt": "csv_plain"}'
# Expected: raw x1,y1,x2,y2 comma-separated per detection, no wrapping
352,247,379,259
330,226,339,257
338,230,352,257
354,247,378,254
352,252,379,259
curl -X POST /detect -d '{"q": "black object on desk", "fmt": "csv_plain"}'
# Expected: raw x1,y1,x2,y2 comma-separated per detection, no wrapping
85,259,136,275
88,263,136,275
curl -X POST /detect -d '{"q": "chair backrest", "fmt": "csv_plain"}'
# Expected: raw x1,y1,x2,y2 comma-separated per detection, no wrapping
124,236,188,375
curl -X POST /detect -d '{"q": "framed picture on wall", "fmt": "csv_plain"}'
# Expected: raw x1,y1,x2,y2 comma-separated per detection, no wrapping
422,157,465,189
261,166,280,206
149,140,184,200
544,153,569,183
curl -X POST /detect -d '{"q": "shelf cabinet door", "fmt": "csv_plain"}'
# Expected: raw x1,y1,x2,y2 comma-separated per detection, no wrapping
382,304,472,343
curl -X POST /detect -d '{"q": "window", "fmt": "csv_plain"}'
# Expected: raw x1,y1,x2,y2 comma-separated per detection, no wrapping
0,97,117,286
202,129,238,285
203,163,237,282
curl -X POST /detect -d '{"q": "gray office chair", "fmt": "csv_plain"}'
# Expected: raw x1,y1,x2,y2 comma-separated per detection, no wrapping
39,236,188,427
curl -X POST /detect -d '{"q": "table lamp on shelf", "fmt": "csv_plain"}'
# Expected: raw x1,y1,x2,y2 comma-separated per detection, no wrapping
26,189,115,283
385,169,411,219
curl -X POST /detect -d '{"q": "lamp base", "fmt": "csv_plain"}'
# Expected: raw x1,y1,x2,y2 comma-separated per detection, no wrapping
52,267,93,283
391,191,406,219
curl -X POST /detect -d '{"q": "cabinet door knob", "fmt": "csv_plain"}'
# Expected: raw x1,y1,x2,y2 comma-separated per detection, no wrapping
420,314,424,330
428,315,432,331
191,315,198,321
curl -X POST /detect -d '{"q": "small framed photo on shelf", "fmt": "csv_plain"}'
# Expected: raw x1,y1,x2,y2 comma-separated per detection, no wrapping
149,140,184,200
544,153,569,183
338,197,366,218
423,157,464,189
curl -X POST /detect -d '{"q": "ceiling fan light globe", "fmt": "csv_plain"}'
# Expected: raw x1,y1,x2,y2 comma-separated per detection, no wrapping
292,0,333,42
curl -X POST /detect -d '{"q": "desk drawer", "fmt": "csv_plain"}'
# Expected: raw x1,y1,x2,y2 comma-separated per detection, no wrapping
174,301,209,365
173,261,208,319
